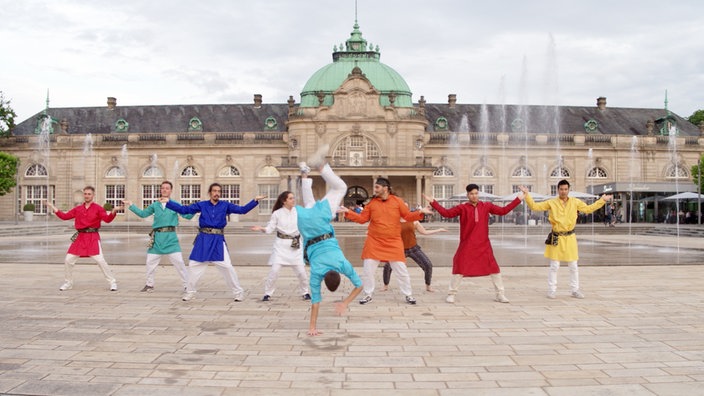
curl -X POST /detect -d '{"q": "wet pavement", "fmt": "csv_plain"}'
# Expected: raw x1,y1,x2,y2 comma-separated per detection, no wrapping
0,223,703,395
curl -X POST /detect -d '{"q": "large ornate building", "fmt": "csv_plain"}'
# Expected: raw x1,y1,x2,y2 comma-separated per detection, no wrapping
2,20,703,223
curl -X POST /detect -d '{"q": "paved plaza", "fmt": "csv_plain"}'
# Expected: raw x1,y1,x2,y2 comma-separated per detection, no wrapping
0,224,703,395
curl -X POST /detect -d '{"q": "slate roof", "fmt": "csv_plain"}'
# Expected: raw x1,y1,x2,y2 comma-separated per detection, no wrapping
12,102,699,137
12,103,291,135
422,104,699,136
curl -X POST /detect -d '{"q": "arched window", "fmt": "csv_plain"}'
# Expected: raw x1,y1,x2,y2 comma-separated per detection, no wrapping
258,166,280,178
665,164,689,179
550,167,570,178
587,167,608,178
105,166,125,178
332,135,381,166
181,166,199,177
433,166,454,177
143,166,163,178
512,166,532,177
473,166,494,177
219,166,240,177
25,164,47,177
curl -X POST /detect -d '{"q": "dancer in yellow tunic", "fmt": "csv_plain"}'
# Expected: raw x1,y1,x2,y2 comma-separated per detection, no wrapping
519,180,612,299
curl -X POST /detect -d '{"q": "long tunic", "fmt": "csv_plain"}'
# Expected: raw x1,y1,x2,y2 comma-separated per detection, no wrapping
297,199,362,304
54,202,116,257
344,195,424,262
263,206,304,266
128,201,194,255
524,194,606,261
431,198,521,277
166,199,258,262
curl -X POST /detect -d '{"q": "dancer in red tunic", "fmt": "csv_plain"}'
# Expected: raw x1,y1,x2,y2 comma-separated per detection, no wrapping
48,186,122,291
424,184,523,303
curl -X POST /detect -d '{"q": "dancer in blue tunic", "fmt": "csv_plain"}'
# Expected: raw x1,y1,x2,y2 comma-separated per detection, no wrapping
164,183,265,302
297,148,362,336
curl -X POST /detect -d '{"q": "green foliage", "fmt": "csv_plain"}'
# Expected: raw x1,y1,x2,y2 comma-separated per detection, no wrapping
103,202,114,211
692,154,704,193
0,152,19,196
688,109,704,127
0,91,17,138
22,202,35,212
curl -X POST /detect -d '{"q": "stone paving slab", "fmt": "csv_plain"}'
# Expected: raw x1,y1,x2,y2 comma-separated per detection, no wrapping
0,260,703,395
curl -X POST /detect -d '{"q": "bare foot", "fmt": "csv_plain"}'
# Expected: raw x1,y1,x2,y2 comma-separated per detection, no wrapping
382,285,389,292
426,285,434,292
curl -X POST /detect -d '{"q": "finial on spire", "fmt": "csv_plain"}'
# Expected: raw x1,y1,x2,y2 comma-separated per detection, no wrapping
664,89,669,114
355,0,358,23
43,89,50,115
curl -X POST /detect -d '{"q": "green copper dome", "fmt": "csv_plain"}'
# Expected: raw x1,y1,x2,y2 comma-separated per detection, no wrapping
300,21,413,108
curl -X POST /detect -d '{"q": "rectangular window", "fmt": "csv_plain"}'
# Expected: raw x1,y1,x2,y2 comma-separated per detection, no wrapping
142,184,160,208
258,184,279,214
105,185,125,214
478,185,494,194
432,184,454,200
550,185,558,196
513,185,531,193
22,185,55,215
180,184,201,206
221,184,240,205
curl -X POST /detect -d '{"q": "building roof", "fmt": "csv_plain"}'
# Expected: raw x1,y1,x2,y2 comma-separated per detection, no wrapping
422,103,700,136
12,103,290,135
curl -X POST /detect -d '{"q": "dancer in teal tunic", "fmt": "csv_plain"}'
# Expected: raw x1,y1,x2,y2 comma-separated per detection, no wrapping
296,148,362,336
124,181,194,292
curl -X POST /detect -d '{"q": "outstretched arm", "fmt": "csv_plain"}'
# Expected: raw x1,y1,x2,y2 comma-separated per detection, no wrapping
414,221,447,235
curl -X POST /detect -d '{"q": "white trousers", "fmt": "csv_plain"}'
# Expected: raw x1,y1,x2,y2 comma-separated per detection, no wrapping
263,263,309,296
362,259,412,297
186,243,244,296
548,260,579,293
64,243,115,284
448,273,505,296
145,252,188,288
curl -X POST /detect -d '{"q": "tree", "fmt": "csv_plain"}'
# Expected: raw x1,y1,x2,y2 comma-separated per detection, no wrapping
692,154,704,194
0,91,17,138
0,152,19,196
688,109,704,127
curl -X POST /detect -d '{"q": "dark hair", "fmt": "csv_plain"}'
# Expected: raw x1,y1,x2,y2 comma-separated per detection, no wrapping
208,182,222,193
375,177,395,196
161,181,173,189
465,183,479,193
272,191,293,212
83,186,95,192
557,179,570,188
323,270,341,292
375,177,391,188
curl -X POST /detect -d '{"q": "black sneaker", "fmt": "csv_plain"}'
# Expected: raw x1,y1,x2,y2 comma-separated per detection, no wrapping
302,293,311,300
359,295,373,305
405,296,417,305
262,295,271,302
140,285,154,292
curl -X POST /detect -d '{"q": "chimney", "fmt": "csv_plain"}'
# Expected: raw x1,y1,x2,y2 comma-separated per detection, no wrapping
418,95,426,115
107,97,117,109
448,94,457,109
287,95,295,116
253,94,262,108
596,96,606,110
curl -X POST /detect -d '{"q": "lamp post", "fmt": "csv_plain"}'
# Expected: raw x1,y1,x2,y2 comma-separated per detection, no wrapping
698,154,702,225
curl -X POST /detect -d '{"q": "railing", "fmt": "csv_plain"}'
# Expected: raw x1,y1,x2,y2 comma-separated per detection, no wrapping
177,134,204,141
101,135,129,142
139,134,166,142
215,133,244,141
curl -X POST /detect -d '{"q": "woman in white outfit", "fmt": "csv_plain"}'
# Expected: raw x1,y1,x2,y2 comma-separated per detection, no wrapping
251,191,311,301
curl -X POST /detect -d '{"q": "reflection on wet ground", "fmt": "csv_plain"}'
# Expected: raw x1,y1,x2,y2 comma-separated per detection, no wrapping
2,229,701,267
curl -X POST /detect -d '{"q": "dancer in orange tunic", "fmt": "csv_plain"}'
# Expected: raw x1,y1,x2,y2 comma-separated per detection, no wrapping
343,177,433,305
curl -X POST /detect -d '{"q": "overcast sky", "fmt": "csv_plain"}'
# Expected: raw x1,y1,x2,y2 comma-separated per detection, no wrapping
1,0,703,123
